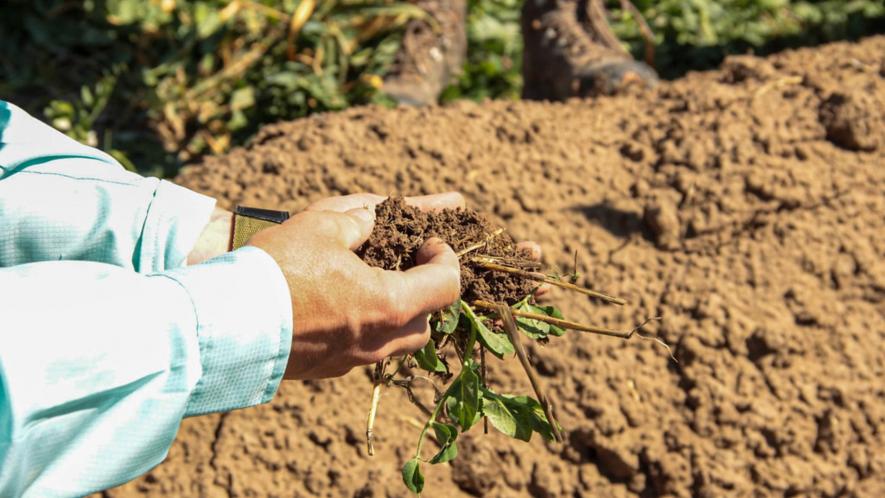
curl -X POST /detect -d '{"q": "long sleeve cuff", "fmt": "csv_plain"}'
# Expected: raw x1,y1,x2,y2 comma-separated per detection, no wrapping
158,246,293,416
138,180,216,272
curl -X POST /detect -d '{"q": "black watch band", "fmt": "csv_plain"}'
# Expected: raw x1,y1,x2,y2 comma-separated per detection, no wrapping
229,206,290,250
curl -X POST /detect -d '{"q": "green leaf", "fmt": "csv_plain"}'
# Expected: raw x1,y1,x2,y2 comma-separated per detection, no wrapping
230,87,255,111
515,302,566,338
502,395,555,441
401,458,424,495
482,393,518,439
453,365,481,431
531,304,566,337
435,300,461,335
429,422,458,464
462,302,513,358
414,339,447,374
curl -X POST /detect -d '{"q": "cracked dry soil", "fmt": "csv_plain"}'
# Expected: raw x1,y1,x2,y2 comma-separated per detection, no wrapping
102,37,884,497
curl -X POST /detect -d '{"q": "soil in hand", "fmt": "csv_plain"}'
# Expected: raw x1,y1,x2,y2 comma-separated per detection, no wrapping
358,197,536,304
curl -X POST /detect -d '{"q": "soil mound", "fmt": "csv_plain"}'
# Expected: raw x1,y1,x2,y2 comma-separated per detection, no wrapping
107,36,884,497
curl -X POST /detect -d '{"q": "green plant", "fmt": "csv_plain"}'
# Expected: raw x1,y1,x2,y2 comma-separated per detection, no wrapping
610,0,885,77
385,289,671,495
441,0,523,102
355,200,673,495
0,0,425,176
42,66,138,171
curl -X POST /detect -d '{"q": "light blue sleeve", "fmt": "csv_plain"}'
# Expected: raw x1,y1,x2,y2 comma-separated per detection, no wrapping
0,100,215,272
0,246,293,498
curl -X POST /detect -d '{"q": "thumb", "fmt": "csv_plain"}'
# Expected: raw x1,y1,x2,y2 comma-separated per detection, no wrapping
341,206,376,250
392,238,461,316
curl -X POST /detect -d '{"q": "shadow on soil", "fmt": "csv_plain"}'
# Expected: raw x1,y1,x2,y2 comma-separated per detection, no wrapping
573,203,653,242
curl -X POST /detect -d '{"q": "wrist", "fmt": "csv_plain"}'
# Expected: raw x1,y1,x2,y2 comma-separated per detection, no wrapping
187,206,233,265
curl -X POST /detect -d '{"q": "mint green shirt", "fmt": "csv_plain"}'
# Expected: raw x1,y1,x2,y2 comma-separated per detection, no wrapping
0,101,293,497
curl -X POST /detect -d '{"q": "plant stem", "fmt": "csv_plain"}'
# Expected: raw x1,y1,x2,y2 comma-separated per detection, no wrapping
460,301,479,353
365,359,388,456
496,303,564,442
414,388,449,460
474,301,676,361
366,381,383,456
480,344,488,434
473,300,629,337
474,259,627,305
456,228,505,257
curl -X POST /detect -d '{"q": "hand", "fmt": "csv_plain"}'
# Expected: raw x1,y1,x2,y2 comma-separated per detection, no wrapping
247,202,460,380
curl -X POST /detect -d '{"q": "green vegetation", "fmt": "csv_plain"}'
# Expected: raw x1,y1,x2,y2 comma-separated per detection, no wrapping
1,0,423,176
1,0,882,176
382,297,567,495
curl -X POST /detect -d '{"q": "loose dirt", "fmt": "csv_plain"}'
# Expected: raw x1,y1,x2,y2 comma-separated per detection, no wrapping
359,197,536,304
104,36,884,497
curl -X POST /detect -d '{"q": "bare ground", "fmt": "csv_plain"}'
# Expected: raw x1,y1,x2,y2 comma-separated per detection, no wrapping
104,36,884,498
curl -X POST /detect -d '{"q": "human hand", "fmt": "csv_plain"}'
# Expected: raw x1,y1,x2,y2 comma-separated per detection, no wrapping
247,203,460,380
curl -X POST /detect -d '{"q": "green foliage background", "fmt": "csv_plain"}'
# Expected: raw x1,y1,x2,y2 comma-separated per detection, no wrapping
1,0,882,176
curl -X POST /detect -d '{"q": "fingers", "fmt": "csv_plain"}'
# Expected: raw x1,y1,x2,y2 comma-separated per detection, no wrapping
384,316,432,357
404,192,466,211
289,209,375,249
342,208,375,249
516,241,542,261
389,238,461,317
307,193,386,213
307,192,465,214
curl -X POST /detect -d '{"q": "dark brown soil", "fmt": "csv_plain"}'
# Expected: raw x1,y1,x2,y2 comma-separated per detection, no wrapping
359,197,536,304
101,36,884,498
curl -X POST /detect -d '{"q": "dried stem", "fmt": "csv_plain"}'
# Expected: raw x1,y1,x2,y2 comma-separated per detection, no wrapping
619,0,656,66
497,303,564,442
473,300,627,337
366,359,388,456
366,381,382,456
474,301,675,361
624,316,676,362
457,228,505,257
391,378,434,417
474,259,627,305
587,0,630,57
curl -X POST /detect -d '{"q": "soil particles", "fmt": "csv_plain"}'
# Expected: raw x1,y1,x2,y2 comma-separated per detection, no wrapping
101,36,884,497
359,197,537,304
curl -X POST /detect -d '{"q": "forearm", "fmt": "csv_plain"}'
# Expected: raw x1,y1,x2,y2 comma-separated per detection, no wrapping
0,248,292,496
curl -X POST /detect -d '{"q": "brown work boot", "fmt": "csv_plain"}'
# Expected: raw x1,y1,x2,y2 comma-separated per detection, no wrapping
382,0,467,106
521,0,658,100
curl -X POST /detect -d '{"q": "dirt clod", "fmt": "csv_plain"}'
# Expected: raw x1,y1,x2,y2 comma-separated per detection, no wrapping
819,91,883,151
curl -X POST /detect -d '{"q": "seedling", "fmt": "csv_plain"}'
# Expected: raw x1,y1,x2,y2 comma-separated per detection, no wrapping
357,198,671,495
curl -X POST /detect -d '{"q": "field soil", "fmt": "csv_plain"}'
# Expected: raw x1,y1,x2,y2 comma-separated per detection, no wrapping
105,36,884,497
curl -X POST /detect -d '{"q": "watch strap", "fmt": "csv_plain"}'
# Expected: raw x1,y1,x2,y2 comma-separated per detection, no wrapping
230,206,290,250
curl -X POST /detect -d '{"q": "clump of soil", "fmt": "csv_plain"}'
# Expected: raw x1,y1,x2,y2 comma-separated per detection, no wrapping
358,197,536,304
106,36,885,498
